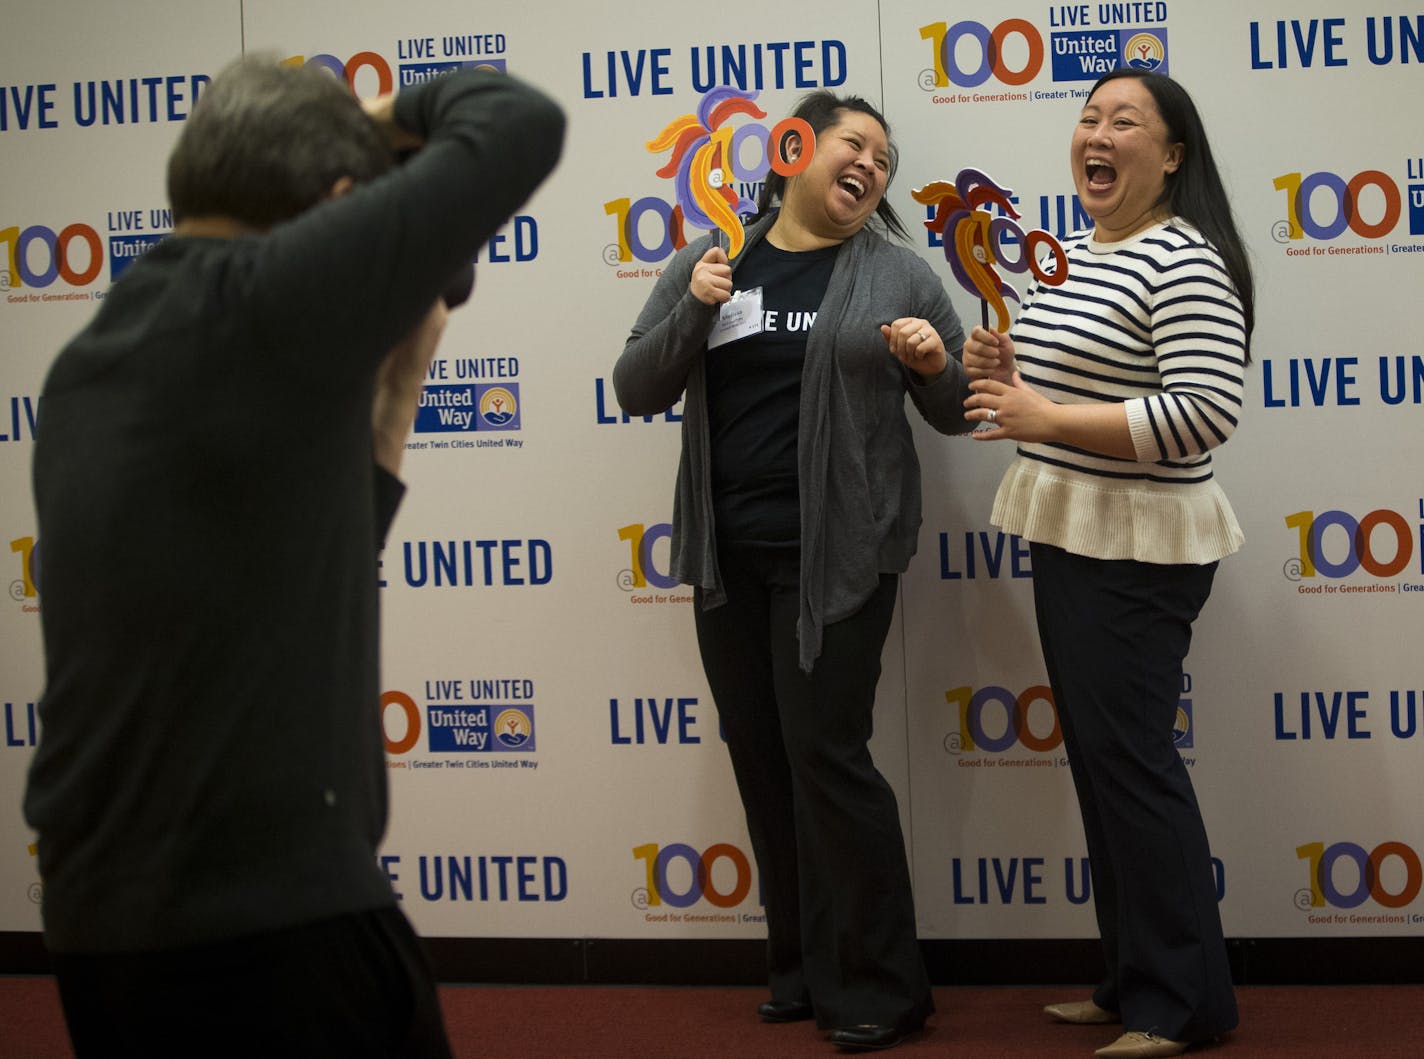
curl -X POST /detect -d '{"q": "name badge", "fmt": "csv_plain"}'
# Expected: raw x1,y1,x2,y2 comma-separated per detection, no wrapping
706,287,764,349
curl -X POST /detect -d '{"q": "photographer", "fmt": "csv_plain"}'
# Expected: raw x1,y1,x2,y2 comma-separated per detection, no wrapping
24,58,563,1057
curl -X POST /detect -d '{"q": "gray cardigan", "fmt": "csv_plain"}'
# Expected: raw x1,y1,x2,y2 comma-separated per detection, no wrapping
613,214,969,669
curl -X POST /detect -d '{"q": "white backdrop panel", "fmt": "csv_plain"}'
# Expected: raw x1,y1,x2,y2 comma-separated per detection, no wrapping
2,0,1421,944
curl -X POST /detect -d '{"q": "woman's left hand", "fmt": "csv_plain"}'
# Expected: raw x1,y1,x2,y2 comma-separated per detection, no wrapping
965,372,1058,441
882,318,947,378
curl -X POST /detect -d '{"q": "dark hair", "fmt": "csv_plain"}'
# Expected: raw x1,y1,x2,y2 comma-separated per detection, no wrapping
1088,68,1255,358
167,56,393,228
753,90,911,242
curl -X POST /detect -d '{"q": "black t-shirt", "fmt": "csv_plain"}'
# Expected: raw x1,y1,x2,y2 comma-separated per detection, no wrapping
706,239,837,544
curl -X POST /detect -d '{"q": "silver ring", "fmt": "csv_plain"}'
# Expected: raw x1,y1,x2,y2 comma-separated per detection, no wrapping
986,408,998,423
917,331,929,342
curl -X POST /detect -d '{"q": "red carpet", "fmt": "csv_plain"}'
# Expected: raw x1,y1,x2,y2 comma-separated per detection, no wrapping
4,978,1421,1057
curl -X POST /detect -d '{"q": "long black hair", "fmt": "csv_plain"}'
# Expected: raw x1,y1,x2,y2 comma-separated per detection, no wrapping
1088,68,1255,358
753,90,911,242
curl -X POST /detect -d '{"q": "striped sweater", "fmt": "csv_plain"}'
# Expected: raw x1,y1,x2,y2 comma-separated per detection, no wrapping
991,219,1246,565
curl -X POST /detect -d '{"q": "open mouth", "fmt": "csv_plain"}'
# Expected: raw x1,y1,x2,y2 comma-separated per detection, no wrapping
1085,159,1117,191
837,174,867,201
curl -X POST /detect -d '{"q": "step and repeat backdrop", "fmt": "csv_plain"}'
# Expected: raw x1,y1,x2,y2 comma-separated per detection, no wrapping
3,1,1421,949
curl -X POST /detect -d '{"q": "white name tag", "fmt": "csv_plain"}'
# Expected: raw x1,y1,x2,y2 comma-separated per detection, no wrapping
706,287,765,349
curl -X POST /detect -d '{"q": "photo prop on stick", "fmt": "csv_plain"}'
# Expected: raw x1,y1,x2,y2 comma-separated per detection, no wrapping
645,86,815,259
913,168,1068,331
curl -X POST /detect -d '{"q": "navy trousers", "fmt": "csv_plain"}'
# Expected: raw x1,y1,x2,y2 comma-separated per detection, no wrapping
694,545,931,1031
1030,542,1238,1043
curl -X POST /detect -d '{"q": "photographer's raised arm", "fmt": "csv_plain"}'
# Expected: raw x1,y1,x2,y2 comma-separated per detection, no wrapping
258,69,565,373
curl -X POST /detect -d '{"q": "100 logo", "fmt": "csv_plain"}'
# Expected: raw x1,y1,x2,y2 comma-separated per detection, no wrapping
1284,506,1421,578
2,224,103,289
605,116,811,265
617,522,675,590
282,51,394,94
919,20,1044,87
1273,169,1412,241
632,841,754,908
1296,840,1422,909
9,537,38,600
947,684,1060,753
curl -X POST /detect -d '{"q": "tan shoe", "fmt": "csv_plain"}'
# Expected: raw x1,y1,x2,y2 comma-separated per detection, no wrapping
1043,1000,1120,1025
1094,1031,1188,1057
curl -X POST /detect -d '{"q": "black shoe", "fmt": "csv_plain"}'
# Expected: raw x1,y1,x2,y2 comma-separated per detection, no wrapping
829,1021,921,1051
757,999,815,1023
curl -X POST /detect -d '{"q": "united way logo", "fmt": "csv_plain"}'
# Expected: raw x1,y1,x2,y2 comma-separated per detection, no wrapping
1049,27,1171,82
493,708,533,748
1123,32,1165,71
1172,701,1193,748
479,386,519,429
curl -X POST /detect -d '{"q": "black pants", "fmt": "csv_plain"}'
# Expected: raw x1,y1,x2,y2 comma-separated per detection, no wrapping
51,906,452,1058
694,545,931,1031
1031,542,1238,1043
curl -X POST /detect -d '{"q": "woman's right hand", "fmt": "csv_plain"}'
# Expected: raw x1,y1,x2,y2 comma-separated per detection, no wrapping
963,326,1016,384
690,246,733,305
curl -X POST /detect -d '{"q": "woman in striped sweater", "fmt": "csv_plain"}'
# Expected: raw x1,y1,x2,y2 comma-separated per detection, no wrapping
962,69,1253,1059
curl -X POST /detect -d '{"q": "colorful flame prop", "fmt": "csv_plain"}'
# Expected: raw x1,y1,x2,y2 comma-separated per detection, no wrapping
646,86,768,259
913,168,1068,331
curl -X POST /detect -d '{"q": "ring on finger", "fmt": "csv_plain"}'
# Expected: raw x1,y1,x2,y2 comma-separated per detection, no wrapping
987,408,998,423
917,331,929,342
